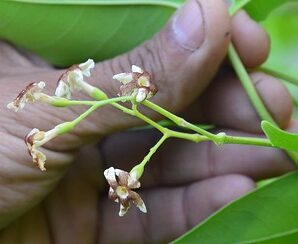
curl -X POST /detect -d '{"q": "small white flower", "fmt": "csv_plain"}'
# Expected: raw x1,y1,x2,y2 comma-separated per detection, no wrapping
25,127,59,171
7,81,46,112
55,80,71,99
104,167,146,216
55,59,95,99
78,59,95,77
112,65,157,102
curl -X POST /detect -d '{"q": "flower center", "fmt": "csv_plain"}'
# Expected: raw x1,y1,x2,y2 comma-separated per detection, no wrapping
116,186,129,199
137,76,150,87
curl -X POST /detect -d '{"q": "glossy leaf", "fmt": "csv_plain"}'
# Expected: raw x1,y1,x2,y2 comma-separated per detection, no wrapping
174,172,298,243
261,120,298,151
0,0,183,67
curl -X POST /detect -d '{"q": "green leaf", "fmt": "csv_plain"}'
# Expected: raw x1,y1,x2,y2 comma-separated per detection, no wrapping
229,0,251,15
232,1,298,116
229,0,298,19
10,0,182,5
257,3,298,117
0,0,182,67
173,172,298,243
261,120,298,151
244,0,298,21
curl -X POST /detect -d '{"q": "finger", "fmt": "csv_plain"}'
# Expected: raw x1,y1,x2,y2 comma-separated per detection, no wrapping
232,10,270,67
43,145,103,244
0,40,52,75
199,71,293,132
100,174,255,243
0,130,74,229
101,128,295,186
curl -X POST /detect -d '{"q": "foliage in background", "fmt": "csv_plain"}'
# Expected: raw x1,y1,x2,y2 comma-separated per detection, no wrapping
0,0,183,66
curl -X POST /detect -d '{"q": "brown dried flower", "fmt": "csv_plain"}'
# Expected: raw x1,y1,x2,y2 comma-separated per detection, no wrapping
7,81,46,112
104,167,147,216
113,65,158,102
25,128,59,171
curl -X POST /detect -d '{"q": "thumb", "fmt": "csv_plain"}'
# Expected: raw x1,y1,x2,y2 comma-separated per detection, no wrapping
87,0,230,132
4,0,231,147
6,0,231,140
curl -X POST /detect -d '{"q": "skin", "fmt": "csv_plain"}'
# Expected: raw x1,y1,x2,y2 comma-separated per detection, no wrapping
0,0,296,243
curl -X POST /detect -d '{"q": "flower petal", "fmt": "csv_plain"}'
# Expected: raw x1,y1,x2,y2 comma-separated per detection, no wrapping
37,81,46,90
55,80,71,99
135,88,148,102
7,101,23,112
131,191,147,213
31,147,47,171
137,75,150,87
25,127,60,171
7,81,46,112
104,167,118,189
78,59,95,77
136,199,147,213
68,69,84,89
114,168,130,186
127,174,141,189
109,187,119,203
131,65,143,73
113,73,133,84
119,203,130,217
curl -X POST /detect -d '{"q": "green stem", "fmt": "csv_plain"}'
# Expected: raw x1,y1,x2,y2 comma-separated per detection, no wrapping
223,135,271,147
51,96,132,107
133,102,273,146
228,44,276,125
142,100,278,146
168,131,207,143
111,102,134,116
136,126,272,171
61,100,96,106
258,66,298,86
138,134,169,168
69,104,99,128
142,100,219,142
132,104,167,133
131,104,208,143
228,43,298,165
57,96,133,134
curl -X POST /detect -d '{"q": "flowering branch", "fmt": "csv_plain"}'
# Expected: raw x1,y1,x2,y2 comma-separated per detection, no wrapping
7,59,283,217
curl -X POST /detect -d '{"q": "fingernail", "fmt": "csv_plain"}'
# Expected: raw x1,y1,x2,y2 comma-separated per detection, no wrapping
172,0,205,51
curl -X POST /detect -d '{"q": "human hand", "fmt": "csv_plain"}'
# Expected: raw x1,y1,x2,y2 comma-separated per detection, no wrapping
0,0,295,243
